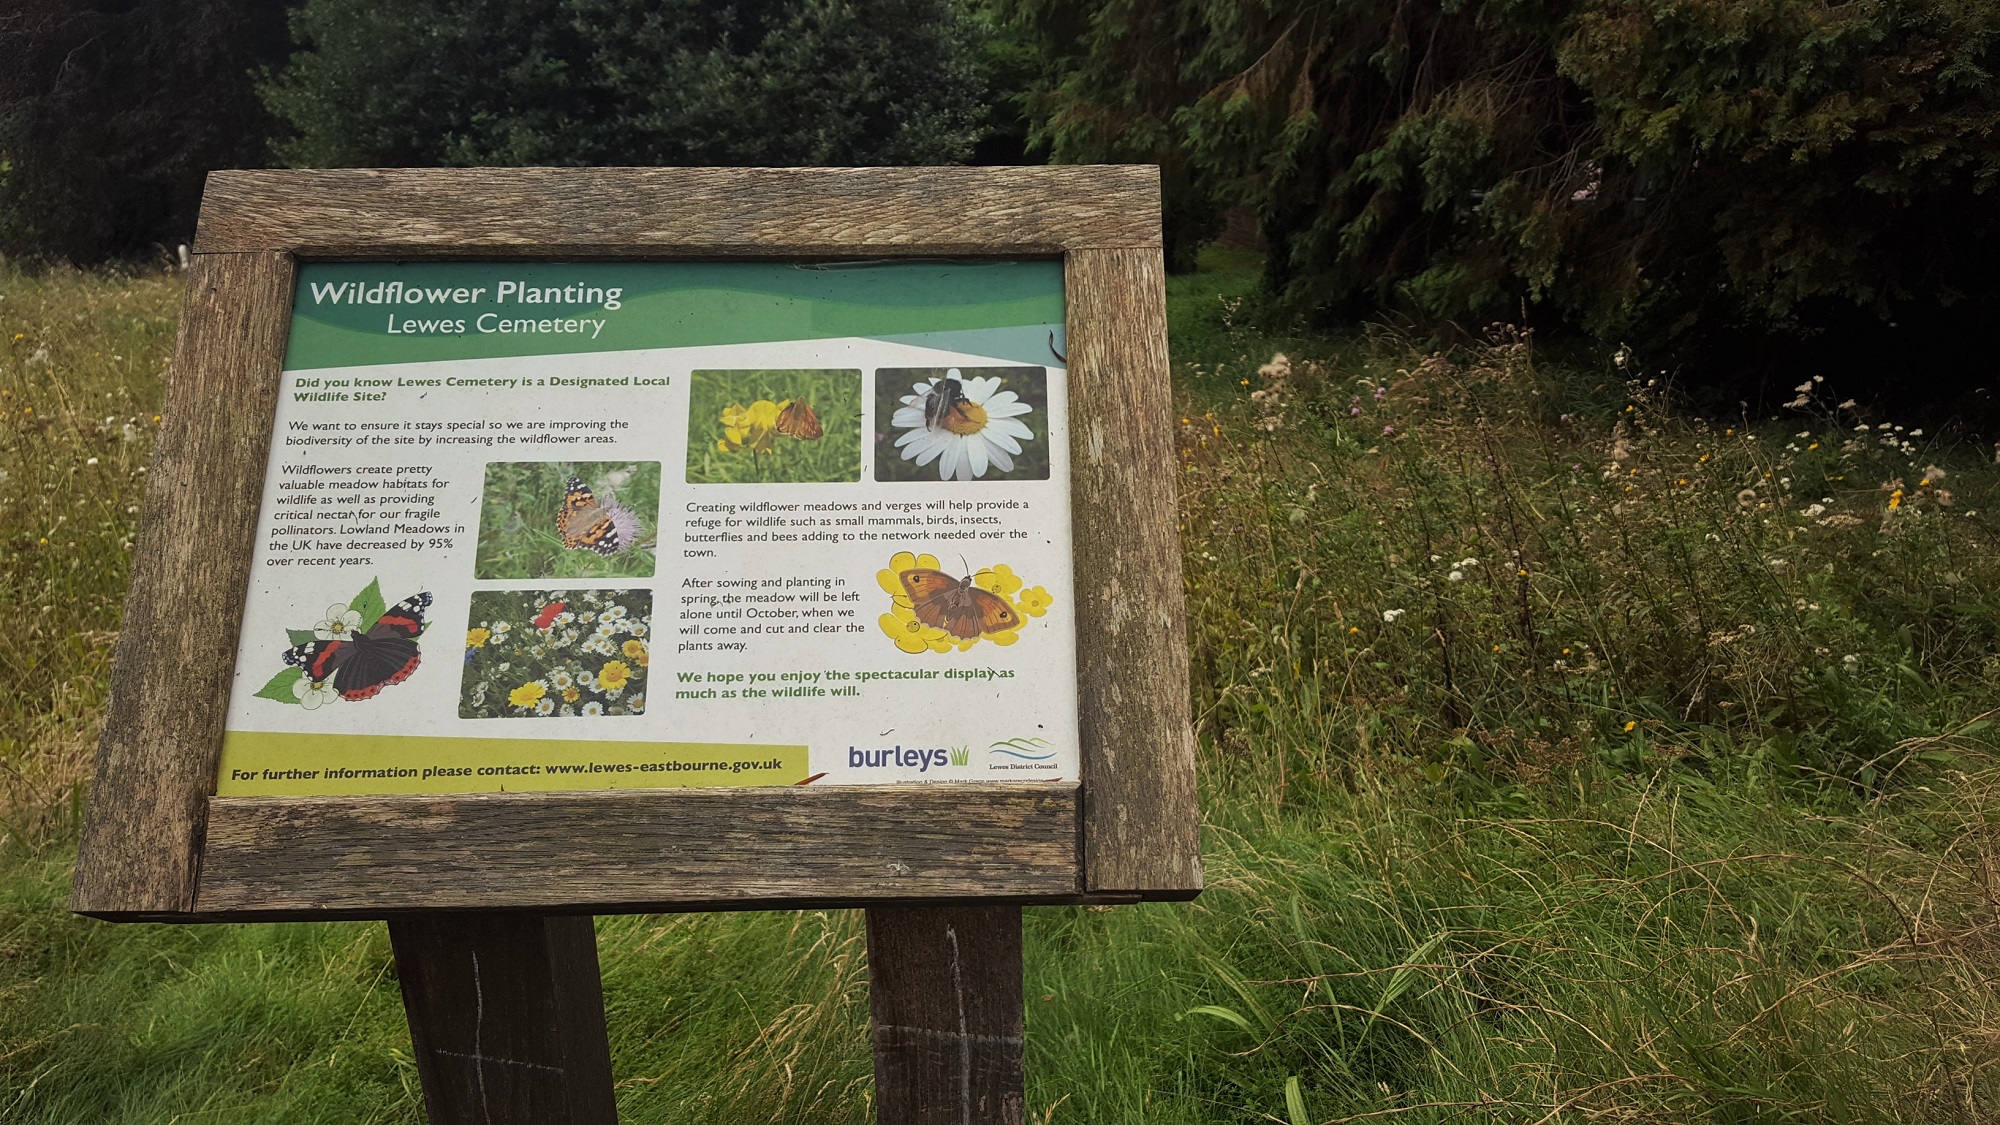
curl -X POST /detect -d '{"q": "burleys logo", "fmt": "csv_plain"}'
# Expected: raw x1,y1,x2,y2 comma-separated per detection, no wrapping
848,745,952,772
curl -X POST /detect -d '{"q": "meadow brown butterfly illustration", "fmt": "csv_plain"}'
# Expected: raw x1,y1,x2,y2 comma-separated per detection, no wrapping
899,566,1022,639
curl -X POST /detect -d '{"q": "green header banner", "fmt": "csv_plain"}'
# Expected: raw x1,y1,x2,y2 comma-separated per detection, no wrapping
284,261,1066,370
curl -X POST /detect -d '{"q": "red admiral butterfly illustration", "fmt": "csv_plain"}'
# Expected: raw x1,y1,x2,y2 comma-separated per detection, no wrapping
284,592,432,701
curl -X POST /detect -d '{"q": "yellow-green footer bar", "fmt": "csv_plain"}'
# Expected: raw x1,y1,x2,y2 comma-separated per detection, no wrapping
217,730,810,796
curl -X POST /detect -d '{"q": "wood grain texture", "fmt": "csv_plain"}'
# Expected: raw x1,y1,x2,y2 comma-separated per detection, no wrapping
867,906,1024,1125
190,784,1080,914
70,252,295,916
1065,247,1203,896
391,913,617,1125
193,166,1162,258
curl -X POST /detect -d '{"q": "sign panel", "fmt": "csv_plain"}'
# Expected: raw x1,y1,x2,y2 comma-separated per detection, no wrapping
217,261,1078,796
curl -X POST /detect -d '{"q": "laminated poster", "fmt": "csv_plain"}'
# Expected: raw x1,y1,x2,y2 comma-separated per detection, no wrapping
216,262,1079,796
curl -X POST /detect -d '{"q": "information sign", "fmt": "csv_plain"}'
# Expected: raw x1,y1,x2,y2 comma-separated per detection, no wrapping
222,261,1078,797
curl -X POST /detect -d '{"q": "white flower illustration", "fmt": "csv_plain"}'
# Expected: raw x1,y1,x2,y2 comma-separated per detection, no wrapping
891,369,1036,481
315,603,362,640
294,676,339,709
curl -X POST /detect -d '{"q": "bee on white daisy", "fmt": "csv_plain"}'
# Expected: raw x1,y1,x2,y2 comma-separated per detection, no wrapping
891,369,1036,481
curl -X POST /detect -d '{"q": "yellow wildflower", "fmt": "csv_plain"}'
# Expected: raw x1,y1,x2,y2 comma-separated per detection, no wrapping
718,399,782,454
508,681,547,708
974,563,1023,597
465,627,491,648
877,551,942,596
879,601,949,654
563,686,581,703
1016,586,1054,617
598,660,633,691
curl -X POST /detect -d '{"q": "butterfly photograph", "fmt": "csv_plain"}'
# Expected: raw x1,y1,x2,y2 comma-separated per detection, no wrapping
876,550,1056,654
875,366,1050,482
686,368,861,484
252,578,432,709
474,461,660,580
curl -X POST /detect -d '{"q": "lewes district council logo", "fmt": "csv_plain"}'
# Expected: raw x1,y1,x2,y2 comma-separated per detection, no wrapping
988,736,1055,762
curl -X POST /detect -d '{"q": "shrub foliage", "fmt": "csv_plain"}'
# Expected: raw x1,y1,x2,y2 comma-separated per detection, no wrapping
1009,0,2000,370
0,0,289,262
264,0,990,168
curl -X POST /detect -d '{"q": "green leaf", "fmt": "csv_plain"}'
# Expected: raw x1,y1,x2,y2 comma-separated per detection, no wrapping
286,628,317,647
254,667,304,704
1181,1005,1255,1035
1284,1077,1311,1125
349,578,386,631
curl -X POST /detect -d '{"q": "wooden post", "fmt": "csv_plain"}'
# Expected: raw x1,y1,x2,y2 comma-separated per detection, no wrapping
388,913,618,1125
866,905,1025,1125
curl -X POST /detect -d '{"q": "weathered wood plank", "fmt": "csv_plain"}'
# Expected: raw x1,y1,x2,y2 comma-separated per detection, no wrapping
193,166,1162,257
70,252,295,916
1065,247,1202,896
191,783,1080,914
391,913,617,1125
867,905,1024,1125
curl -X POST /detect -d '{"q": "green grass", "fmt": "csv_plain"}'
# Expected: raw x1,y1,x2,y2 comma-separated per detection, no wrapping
7,257,2000,1122
473,459,661,579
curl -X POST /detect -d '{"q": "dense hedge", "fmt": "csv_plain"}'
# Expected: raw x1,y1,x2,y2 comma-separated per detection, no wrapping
1008,0,2000,394
0,0,289,263
264,0,990,168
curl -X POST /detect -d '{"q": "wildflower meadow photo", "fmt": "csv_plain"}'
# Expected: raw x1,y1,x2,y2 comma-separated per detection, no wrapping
684,369,861,484
874,366,1048,482
473,461,659,580
459,588,650,719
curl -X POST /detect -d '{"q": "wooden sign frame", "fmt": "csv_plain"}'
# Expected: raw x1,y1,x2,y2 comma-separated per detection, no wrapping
71,165,1200,922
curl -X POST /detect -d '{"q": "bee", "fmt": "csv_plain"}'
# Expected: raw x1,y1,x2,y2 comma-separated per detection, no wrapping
921,375,971,431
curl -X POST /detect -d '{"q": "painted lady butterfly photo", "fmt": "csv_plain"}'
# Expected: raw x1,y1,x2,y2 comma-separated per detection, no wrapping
475,461,659,580
557,477,637,556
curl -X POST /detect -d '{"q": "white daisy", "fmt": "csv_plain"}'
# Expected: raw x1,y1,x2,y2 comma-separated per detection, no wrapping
891,369,1036,481
315,603,362,640
535,697,555,716
581,701,605,717
294,676,339,709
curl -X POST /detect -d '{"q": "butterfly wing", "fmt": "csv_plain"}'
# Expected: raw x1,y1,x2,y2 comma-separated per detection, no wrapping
333,635,422,701
557,477,620,555
900,569,959,610
366,592,432,640
966,587,1022,636
284,638,350,683
776,399,824,441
